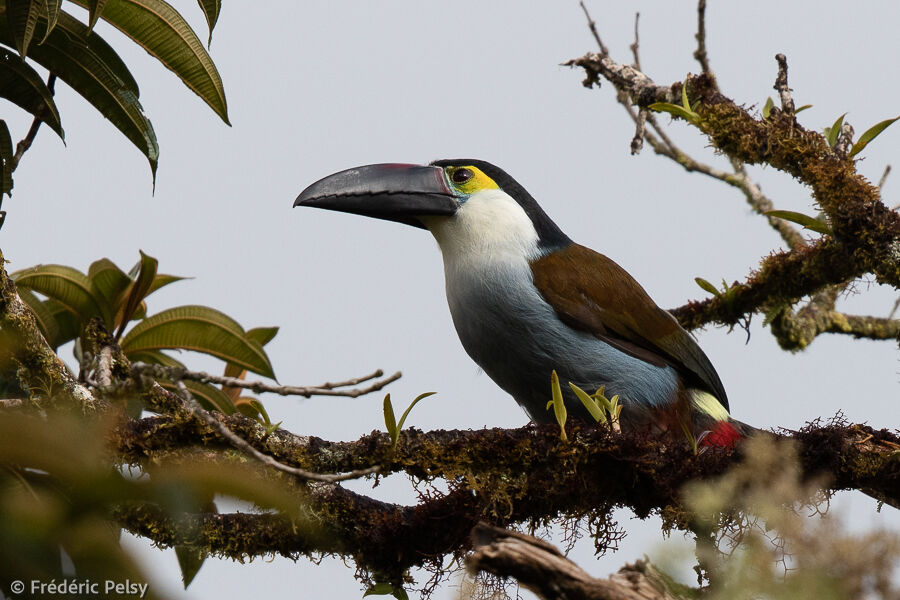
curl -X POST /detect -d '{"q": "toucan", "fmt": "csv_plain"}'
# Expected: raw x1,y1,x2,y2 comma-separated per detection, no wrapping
295,159,745,447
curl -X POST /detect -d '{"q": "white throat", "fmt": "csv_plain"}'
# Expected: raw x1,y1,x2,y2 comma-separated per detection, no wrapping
420,189,541,275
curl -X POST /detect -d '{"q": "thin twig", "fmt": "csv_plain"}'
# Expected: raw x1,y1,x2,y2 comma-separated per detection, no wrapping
878,164,891,190
693,0,715,83
887,297,900,320
774,54,795,115
130,362,401,398
173,380,380,483
579,1,608,55
630,12,641,70
11,75,56,172
631,108,646,155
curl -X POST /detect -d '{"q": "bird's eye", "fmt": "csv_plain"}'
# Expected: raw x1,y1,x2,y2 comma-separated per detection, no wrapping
450,168,474,184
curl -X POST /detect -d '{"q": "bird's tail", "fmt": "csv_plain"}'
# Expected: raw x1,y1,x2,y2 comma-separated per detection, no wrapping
690,389,758,449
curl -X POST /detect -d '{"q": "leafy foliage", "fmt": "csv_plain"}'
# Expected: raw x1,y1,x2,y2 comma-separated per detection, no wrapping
0,0,227,184
11,252,278,413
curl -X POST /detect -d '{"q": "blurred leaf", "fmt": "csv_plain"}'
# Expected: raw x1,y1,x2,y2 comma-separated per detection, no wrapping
795,104,812,114
16,288,61,344
764,209,832,235
824,112,846,148
0,11,158,177
694,277,722,298
115,250,158,339
196,0,220,46
849,116,900,157
7,0,43,56
12,264,111,326
174,545,206,588
0,47,64,138
120,305,275,378
762,96,774,119
69,0,229,123
0,120,12,196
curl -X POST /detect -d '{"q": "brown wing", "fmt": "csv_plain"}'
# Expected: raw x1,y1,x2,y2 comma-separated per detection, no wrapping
531,244,729,410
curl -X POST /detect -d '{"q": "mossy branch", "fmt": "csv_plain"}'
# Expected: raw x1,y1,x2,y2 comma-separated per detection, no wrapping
0,250,100,412
567,52,900,338
109,410,900,581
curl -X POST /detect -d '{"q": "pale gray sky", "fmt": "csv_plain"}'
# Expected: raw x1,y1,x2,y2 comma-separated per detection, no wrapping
2,2,898,598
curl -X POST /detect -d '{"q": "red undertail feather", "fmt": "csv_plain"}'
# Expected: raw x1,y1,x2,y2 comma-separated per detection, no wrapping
700,421,743,448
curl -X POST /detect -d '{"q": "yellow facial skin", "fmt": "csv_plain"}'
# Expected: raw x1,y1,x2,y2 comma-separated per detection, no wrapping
445,165,500,196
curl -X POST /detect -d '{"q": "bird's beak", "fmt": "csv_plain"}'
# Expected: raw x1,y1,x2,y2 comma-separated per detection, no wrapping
294,163,458,229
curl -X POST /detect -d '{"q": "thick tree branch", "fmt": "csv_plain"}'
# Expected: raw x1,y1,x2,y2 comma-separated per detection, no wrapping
467,523,681,600
109,410,900,582
0,250,99,412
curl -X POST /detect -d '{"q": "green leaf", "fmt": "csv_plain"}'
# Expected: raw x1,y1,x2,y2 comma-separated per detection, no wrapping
383,394,398,445
12,264,110,326
648,102,700,125
680,78,690,111
849,115,900,158
196,0,220,46
43,298,82,347
364,583,409,600
174,545,206,589
120,305,275,378
85,0,111,31
762,96,774,119
795,104,812,114
548,370,567,442
0,47,64,138
159,379,235,414
0,11,158,176
0,120,12,196
88,258,131,314
234,396,272,425
7,0,43,56
569,382,606,424
17,288,61,345
145,272,188,297
69,0,229,123
245,326,278,347
396,392,436,433
127,349,185,368
115,250,158,339
764,209,832,235
694,277,722,298
40,0,62,43
824,112,846,148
